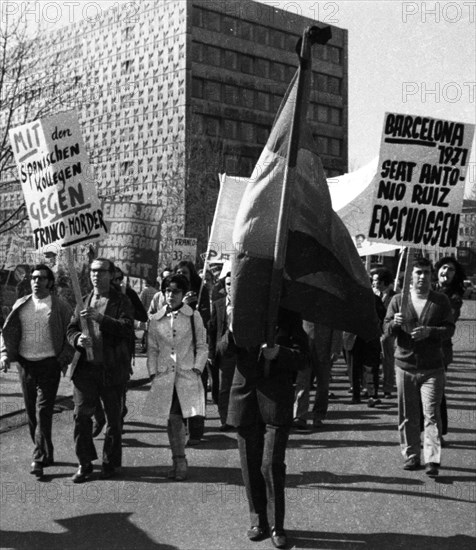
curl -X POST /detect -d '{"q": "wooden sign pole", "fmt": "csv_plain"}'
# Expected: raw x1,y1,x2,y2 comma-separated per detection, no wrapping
399,247,414,333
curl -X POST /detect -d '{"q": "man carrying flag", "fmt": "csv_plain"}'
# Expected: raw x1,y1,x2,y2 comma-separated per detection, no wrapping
227,26,380,548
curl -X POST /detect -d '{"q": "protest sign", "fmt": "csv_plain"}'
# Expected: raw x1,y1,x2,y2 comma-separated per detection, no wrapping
368,113,474,249
8,110,107,252
96,201,162,280
205,174,250,263
171,237,197,267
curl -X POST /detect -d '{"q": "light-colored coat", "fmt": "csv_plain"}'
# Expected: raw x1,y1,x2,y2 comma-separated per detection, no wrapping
143,304,208,418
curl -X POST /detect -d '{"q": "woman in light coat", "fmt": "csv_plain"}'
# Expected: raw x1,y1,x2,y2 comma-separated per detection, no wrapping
144,273,208,480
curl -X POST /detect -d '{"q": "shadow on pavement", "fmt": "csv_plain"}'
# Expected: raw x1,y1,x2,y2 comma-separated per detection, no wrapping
0,513,177,550
286,530,476,550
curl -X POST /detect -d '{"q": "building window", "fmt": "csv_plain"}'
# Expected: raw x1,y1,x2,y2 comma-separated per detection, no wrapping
224,50,238,70
317,105,329,123
202,9,221,32
270,62,285,81
225,154,239,174
240,122,255,141
270,30,285,49
204,45,220,66
224,119,238,139
192,7,202,27
254,25,268,45
204,116,220,136
242,88,254,108
257,125,269,144
240,54,254,74
329,138,342,157
191,77,203,99
224,85,238,104
330,107,341,125
191,42,202,62
256,91,270,111
204,80,221,102
255,58,269,78
328,76,341,95
317,136,328,154
222,16,238,36
240,21,252,40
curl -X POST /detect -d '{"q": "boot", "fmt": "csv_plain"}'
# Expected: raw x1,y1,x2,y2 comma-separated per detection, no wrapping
167,415,187,480
174,456,188,481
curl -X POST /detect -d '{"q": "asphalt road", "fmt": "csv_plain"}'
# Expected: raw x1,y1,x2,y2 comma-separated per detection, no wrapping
0,305,475,550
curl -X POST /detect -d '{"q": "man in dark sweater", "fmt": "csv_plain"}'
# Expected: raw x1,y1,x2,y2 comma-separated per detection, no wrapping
384,258,454,477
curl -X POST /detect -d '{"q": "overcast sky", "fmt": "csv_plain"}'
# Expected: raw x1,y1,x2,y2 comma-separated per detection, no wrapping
10,0,475,195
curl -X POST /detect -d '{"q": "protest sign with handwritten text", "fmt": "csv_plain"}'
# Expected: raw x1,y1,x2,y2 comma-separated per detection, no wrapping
368,113,474,249
171,237,197,267
9,110,107,252
96,201,162,280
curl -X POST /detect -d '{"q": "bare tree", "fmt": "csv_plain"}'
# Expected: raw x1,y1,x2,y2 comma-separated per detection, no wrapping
0,2,78,233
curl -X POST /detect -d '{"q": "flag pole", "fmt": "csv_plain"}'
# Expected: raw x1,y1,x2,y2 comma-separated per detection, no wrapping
265,25,332,350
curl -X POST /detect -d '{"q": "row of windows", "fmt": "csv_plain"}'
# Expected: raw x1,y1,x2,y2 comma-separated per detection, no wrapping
193,7,343,65
192,77,342,125
196,114,343,157
192,42,342,94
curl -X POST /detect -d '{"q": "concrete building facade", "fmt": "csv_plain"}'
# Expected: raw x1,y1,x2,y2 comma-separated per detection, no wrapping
0,0,348,268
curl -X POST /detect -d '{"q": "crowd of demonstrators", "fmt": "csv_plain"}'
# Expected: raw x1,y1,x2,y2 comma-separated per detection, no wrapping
143,273,208,480
1,252,468,547
67,258,135,483
384,257,455,478
0,265,73,478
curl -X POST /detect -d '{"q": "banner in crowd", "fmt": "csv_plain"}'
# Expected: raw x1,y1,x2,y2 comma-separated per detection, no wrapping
368,113,475,249
205,174,250,263
95,201,161,280
170,237,197,267
9,110,108,252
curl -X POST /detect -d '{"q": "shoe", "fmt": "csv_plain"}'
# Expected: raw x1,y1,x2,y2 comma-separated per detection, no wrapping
174,457,188,481
219,424,233,432
361,390,369,399
441,437,449,448
100,465,117,479
292,418,308,432
425,462,439,477
403,457,421,470
271,528,287,548
247,525,269,541
187,438,201,446
312,419,323,429
328,392,337,399
367,397,381,408
92,419,106,438
347,387,353,394
383,392,392,399
72,463,93,483
30,461,44,477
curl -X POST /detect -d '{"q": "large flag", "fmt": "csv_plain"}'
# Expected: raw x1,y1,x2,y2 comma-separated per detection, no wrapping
232,72,381,347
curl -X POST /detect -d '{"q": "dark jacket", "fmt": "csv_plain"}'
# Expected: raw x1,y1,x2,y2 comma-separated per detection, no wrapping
1,294,74,368
67,287,135,385
227,314,309,427
384,290,455,371
208,297,236,364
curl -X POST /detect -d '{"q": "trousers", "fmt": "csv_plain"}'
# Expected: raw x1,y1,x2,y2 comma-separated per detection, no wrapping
237,423,289,530
17,357,61,464
72,364,124,467
396,366,445,464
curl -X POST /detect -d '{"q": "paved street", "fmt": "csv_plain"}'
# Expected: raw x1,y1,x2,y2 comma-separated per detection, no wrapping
0,303,475,550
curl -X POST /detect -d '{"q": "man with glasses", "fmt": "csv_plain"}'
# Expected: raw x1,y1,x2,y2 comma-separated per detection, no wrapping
1,264,73,478
67,258,134,482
